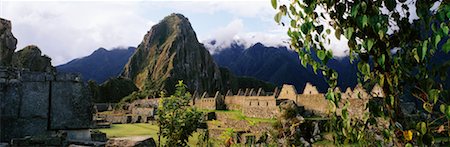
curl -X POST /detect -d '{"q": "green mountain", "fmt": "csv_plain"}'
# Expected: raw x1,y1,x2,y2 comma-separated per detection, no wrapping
121,13,275,95
121,13,223,94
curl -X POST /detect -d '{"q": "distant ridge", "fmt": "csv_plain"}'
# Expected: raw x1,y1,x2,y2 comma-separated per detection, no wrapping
57,47,136,83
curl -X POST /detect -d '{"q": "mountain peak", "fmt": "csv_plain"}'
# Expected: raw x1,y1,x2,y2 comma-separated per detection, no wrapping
122,13,223,94
252,42,265,48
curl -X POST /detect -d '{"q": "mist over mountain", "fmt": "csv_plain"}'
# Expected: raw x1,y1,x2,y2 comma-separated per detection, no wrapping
57,47,136,83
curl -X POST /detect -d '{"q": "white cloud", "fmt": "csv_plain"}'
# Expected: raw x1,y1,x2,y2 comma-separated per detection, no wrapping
1,1,154,65
203,18,289,54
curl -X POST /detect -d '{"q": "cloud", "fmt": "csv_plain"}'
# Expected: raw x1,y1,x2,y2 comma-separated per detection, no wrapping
202,18,289,54
2,1,154,65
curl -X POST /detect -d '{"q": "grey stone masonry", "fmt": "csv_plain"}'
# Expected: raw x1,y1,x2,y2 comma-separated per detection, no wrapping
0,66,93,142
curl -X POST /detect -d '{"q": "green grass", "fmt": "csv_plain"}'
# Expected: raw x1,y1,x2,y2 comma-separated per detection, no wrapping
96,123,202,146
203,109,277,124
98,123,159,138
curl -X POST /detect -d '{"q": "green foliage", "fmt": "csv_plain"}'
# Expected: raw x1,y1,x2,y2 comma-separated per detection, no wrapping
274,0,450,146
92,77,139,103
157,81,204,147
220,128,236,146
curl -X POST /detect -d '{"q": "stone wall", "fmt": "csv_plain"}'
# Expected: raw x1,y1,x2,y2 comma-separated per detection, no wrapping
242,96,278,118
296,94,328,116
0,67,93,142
224,95,245,110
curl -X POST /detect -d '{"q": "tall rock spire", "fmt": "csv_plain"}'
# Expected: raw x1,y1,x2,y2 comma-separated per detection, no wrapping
122,13,223,94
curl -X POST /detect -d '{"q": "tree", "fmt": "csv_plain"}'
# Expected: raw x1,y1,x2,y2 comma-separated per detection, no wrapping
273,0,450,145
157,80,204,146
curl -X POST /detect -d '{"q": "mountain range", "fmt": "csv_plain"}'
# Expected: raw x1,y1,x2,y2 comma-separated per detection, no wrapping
56,41,360,92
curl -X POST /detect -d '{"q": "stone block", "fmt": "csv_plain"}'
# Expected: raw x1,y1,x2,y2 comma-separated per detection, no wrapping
18,118,49,137
1,85,20,117
0,72,6,78
55,73,81,82
20,82,49,118
1,117,49,142
50,81,92,130
21,72,47,82
66,130,91,141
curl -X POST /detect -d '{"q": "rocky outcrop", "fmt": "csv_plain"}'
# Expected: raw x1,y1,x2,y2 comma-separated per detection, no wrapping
122,13,222,94
0,18,18,66
12,45,55,72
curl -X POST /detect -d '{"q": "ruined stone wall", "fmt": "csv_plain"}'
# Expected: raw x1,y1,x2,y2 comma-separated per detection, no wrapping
296,94,329,116
242,96,278,118
194,98,216,110
224,95,246,110
0,67,92,142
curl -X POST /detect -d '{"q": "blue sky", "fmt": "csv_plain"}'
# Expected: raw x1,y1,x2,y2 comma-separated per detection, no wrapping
1,0,289,65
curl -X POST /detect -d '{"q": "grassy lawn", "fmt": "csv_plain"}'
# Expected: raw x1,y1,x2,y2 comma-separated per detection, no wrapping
96,123,202,146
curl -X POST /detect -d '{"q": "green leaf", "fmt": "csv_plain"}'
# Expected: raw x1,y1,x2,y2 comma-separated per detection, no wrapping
440,104,446,114
367,39,374,51
351,4,360,17
326,29,331,34
377,54,385,68
420,122,427,134
271,0,277,9
363,63,370,75
435,34,441,48
442,23,449,34
446,105,450,119
428,89,439,104
274,12,282,24
317,50,326,60
362,15,368,28
289,5,297,15
405,143,413,147
443,39,450,53
335,28,341,40
423,102,433,113
413,48,420,63
345,27,354,39
290,20,296,28
420,40,428,61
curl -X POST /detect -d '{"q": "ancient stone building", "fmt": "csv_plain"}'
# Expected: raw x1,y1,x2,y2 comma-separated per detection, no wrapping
297,83,328,116
241,93,278,118
100,82,385,123
0,67,93,142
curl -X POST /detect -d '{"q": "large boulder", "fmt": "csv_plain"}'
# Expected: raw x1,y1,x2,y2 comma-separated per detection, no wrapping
0,18,17,66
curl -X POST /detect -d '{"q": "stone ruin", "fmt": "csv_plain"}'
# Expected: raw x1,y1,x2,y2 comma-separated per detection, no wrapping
0,67,94,145
99,82,386,123
0,18,96,146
